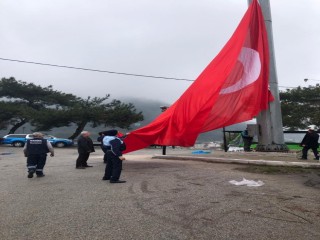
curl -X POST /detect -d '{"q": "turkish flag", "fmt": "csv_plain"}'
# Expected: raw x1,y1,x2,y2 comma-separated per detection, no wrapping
124,0,272,153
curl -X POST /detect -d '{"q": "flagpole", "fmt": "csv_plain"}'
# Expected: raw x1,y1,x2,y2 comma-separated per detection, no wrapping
248,0,287,151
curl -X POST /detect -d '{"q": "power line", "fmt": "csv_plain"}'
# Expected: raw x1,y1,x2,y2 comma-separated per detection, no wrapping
278,86,296,89
0,57,194,82
0,57,297,89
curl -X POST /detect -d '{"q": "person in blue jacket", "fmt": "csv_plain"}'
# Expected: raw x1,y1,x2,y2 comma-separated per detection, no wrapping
102,130,126,183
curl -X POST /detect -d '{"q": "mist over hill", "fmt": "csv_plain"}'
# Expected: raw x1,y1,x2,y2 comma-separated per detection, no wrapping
120,97,170,126
121,97,247,143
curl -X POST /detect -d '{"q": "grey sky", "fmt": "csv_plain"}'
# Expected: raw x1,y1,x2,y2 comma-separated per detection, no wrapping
0,0,319,104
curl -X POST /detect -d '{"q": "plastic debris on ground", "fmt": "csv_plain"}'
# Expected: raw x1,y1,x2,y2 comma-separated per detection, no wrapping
228,146,244,152
191,150,211,154
229,178,264,187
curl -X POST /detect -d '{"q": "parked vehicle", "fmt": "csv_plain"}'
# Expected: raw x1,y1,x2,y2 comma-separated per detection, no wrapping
0,134,73,148
26,134,73,148
1,134,28,147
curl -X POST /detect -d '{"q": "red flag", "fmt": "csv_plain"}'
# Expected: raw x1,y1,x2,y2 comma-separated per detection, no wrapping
124,0,271,153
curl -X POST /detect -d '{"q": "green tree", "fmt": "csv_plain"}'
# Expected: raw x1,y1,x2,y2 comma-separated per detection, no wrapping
103,100,144,128
0,77,78,133
0,102,23,130
280,85,320,130
32,95,144,140
0,101,34,133
1,77,143,138
67,96,144,139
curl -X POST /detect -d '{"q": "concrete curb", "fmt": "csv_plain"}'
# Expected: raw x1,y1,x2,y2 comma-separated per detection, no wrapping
152,155,320,169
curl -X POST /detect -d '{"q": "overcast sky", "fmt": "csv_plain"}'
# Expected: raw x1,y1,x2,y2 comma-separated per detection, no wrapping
0,0,319,105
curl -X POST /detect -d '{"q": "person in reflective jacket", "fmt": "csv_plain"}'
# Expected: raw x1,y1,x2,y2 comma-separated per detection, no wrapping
102,130,126,183
23,132,54,178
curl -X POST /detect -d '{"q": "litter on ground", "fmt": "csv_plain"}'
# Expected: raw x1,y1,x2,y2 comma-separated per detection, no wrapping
229,178,264,187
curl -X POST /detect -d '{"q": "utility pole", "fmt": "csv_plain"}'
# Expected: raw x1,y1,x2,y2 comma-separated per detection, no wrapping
160,106,169,155
223,127,228,152
248,0,287,151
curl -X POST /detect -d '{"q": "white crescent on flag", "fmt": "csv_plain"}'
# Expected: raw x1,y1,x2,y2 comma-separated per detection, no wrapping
220,47,261,94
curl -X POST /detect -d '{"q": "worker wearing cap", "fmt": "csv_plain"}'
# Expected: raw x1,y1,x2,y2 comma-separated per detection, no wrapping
23,132,54,178
102,130,126,183
300,126,319,160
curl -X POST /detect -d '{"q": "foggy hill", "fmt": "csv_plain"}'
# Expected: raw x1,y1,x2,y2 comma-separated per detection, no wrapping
122,97,247,143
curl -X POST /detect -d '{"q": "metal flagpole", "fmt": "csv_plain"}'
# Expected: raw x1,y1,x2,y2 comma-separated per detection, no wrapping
247,0,287,151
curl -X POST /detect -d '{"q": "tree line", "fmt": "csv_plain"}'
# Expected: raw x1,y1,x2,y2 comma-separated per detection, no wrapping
1,77,318,138
280,84,320,130
0,77,143,139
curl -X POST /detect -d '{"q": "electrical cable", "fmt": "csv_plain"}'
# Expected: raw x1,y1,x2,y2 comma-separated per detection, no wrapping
0,57,194,82
0,57,297,89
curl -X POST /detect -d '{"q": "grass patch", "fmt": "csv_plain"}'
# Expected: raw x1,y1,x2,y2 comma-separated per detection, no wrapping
235,165,320,174
250,143,304,151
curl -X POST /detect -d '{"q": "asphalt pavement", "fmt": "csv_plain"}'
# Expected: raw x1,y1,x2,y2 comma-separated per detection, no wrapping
0,146,320,240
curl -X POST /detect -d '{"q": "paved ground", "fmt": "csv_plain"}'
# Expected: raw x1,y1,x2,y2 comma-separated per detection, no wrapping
154,147,320,168
1,146,320,240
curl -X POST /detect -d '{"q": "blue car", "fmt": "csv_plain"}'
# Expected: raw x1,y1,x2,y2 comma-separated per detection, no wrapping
1,134,28,147
1,134,73,148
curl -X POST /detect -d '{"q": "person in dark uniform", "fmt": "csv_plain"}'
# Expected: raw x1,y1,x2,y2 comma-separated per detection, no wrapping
102,130,126,183
76,131,95,169
300,126,319,160
23,132,54,178
97,132,107,163
241,128,253,152
99,130,126,163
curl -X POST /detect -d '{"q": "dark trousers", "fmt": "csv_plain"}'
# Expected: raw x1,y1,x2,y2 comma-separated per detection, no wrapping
101,146,109,163
243,138,253,151
76,152,90,167
104,151,123,181
101,146,107,153
302,146,319,159
103,152,108,163
27,154,47,175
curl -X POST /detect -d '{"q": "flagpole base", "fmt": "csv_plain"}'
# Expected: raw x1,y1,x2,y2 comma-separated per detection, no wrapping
255,144,288,152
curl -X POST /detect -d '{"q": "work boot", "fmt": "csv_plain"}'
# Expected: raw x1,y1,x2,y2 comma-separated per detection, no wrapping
110,180,126,183
27,171,34,178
